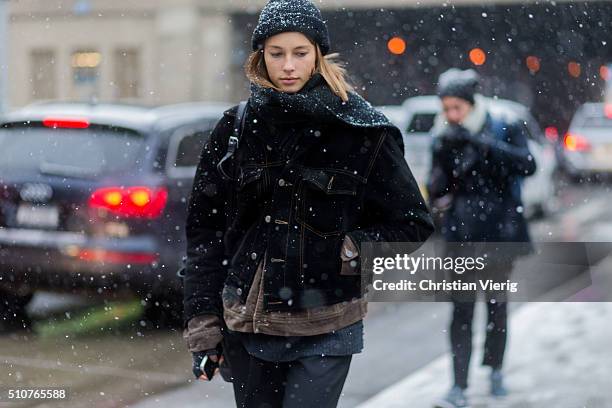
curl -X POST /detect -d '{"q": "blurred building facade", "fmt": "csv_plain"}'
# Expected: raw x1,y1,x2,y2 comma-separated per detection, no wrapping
7,0,609,133
8,0,242,107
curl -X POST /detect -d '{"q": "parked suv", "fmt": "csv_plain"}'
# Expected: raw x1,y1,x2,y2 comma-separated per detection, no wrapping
0,101,229,328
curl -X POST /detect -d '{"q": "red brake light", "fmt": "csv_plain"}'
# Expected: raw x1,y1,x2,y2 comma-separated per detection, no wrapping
564,133,591,152
605,104,612,119
89,186,168,219
544,126,559,142
43,117,90,129
78,249,158,264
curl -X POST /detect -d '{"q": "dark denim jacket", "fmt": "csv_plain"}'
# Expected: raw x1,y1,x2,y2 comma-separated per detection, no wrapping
183,105,434,324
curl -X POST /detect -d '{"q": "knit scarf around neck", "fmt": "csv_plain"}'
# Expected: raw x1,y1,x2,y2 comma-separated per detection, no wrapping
248,73,398,130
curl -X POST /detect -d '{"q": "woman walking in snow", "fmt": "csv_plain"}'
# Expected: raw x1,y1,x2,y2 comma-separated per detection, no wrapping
428,68,536,408
182,1,433,407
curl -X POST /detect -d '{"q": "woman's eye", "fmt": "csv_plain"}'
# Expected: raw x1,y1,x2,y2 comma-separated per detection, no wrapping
296,52,307,57
271,53,282,58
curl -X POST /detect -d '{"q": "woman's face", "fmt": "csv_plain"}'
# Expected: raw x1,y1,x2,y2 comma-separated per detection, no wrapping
264,32,316,94
441,96,473,125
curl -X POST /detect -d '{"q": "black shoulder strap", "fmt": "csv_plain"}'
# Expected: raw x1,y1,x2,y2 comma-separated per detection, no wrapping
217,101,248,181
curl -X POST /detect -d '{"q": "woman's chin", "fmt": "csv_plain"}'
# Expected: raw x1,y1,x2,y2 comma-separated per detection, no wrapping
276,83,303,94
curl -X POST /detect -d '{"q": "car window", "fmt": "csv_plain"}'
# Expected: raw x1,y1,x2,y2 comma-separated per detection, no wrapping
578,115,612,128
406,113,436,134
167,124,214,177
0,126,144,177
174,131,207,168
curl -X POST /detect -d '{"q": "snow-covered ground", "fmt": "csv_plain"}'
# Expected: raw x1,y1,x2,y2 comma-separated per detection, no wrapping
358,301,612,408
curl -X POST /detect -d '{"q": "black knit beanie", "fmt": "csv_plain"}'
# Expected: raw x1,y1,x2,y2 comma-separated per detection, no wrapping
251,0,331,55
437,68,480,105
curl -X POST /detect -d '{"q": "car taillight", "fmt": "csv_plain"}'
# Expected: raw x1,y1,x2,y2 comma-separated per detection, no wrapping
89,186,168,219
544,126,559,142
564,133,591,152
78,249,158,264
43,117,90,129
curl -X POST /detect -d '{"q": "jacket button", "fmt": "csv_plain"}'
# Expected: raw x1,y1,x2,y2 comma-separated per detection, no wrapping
236,288,243,296
251,252,257,260
265,215,271,223
278,179,286,187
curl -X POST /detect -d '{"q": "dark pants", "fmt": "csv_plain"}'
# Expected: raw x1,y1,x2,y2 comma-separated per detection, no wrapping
450,298,507,389
449,263,511,389
223,336,352,408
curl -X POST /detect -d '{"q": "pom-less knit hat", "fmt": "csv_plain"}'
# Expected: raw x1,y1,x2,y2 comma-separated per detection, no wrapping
437,68,480,105
251,0,331,55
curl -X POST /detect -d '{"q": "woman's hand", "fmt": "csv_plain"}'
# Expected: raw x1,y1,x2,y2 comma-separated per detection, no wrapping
192,349,224,381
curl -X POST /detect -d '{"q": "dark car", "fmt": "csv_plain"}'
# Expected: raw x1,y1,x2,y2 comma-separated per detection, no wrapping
0,101,229,328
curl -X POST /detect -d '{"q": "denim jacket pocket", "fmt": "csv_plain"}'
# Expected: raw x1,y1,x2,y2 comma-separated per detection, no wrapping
296,169,362,237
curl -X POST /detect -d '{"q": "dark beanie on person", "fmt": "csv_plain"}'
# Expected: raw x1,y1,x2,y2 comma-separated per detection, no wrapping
437,68,480,105
251,0,331,55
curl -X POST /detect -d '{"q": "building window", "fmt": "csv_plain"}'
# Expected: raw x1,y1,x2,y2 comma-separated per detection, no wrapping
114,49,140,99
71,50,101,100
30,49,56,100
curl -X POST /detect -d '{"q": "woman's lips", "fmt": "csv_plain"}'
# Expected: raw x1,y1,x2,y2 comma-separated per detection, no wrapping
280,78,298,85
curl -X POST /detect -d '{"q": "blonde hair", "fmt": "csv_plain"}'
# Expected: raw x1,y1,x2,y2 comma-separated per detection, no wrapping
245,42,353,102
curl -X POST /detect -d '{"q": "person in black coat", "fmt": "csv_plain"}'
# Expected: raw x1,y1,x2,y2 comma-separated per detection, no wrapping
183,1,434,407
428,69,536,408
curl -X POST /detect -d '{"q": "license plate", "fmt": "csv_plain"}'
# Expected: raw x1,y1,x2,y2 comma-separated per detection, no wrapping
16,204,60,229
592,144,612,166
593,144,612,160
